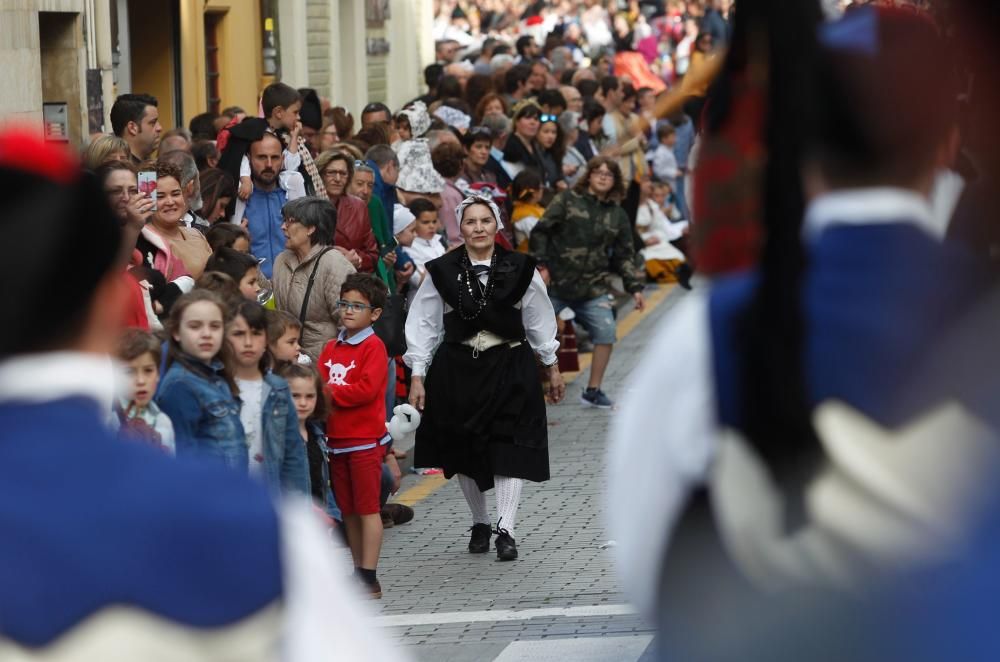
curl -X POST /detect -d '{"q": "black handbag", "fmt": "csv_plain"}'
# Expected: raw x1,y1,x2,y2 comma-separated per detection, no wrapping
373,292,407,356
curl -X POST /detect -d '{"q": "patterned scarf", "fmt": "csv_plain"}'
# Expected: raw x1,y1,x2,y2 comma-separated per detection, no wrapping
296,138,326,197
277,130,325,197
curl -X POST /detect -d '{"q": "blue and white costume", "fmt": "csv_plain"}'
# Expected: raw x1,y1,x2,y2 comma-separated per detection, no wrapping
0,353,405,660
610,188,1000,618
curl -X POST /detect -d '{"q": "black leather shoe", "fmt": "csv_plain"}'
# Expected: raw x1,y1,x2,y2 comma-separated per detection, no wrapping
675,263,693,290
494,525,518,561
468,523,491,553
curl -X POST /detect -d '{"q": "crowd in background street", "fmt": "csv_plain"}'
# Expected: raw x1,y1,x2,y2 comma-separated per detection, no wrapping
68,0,750,626
84,2,750,524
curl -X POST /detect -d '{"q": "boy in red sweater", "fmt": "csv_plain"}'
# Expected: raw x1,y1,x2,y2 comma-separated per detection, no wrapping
318,274,390,598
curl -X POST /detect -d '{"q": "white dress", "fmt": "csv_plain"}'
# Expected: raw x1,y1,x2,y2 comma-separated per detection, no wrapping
236,377,265,473
635,201,687,262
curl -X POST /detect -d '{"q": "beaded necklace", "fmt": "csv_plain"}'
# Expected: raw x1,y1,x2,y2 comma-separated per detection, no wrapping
456,248,499,320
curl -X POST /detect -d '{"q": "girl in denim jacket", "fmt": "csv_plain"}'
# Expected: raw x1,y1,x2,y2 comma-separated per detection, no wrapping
226,300,309,495
156,290,247,471
278,363,333,504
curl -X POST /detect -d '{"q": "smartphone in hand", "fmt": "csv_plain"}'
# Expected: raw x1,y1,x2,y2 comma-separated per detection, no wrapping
379,236,398,258
137,170,157,212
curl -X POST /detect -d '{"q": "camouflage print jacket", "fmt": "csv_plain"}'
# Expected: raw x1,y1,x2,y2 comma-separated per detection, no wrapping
529,189,643,301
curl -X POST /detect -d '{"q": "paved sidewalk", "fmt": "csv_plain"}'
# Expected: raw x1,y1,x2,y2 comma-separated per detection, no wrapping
374,283,689,661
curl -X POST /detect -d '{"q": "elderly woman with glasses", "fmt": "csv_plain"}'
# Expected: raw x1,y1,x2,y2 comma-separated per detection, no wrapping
314,150,380,273
405,194,565,562
272,196,357,362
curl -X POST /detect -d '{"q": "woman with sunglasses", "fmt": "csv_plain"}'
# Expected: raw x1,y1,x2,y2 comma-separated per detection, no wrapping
405,195,565,562
501,100,547,182
536,113,567,192
272,196,357,362
314,150,379,273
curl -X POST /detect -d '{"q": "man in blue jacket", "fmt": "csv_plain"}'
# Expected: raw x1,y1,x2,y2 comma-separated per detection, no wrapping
243,132,288,279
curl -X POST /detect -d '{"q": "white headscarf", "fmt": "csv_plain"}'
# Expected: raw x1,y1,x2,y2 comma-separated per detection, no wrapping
396,138,445,194
455,194,505,232
399,101,431,139
392,203,416,236
433,106,472,131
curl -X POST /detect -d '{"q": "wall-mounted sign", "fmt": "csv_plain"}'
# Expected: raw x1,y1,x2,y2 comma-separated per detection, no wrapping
366,37,390,56
365,0,390,25
43,103,69,143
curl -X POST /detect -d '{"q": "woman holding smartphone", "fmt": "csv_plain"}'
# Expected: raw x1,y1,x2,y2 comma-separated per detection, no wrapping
144,162,212,279
100,161,185,282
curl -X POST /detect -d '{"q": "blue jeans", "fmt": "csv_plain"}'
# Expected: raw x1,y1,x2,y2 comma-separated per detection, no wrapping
674,174,689,219
549,294,618,345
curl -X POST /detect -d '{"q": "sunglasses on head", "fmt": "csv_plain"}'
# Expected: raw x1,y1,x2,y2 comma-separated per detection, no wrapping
467,126,492,139
539,114,558,123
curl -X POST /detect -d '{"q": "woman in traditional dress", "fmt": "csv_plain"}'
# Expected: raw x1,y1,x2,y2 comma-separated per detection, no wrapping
404,195,565,561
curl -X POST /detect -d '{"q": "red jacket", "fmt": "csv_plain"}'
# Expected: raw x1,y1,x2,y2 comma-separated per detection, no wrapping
332,195,379,273
121,270,149,330
318,328,388,446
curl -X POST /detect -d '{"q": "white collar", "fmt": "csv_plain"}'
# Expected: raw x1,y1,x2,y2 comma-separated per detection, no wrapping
337,326,375,346
803,187,940,242
0,352,120,412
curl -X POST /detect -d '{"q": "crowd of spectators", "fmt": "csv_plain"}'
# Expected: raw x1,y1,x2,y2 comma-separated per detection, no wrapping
74,0,751,604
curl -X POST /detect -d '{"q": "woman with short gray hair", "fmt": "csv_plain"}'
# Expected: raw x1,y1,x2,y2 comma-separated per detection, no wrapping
272,196,357,361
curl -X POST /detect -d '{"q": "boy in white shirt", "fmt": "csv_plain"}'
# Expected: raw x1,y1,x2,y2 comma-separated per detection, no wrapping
647,123,679,184
396,200,445,305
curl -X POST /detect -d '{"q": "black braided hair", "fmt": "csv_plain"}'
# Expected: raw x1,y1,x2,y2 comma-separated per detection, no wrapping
732,0,825,530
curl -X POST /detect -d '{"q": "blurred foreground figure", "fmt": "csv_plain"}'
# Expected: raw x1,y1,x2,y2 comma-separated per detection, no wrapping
0,130,404,660
610,3,1000,659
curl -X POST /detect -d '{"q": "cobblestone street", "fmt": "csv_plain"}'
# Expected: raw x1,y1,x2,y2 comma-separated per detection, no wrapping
372,284,686,661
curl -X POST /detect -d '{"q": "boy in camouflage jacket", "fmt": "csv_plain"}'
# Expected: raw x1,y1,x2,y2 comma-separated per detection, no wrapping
529,156,646,409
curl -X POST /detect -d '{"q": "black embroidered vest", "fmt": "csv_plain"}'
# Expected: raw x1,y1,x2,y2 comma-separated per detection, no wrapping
426,247,537,344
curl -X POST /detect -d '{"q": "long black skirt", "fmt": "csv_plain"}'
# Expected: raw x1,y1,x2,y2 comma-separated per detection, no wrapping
415,340,550,491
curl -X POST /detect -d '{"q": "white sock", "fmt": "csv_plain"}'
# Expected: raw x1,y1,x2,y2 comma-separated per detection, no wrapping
494,475,523,537
457,474,490,525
